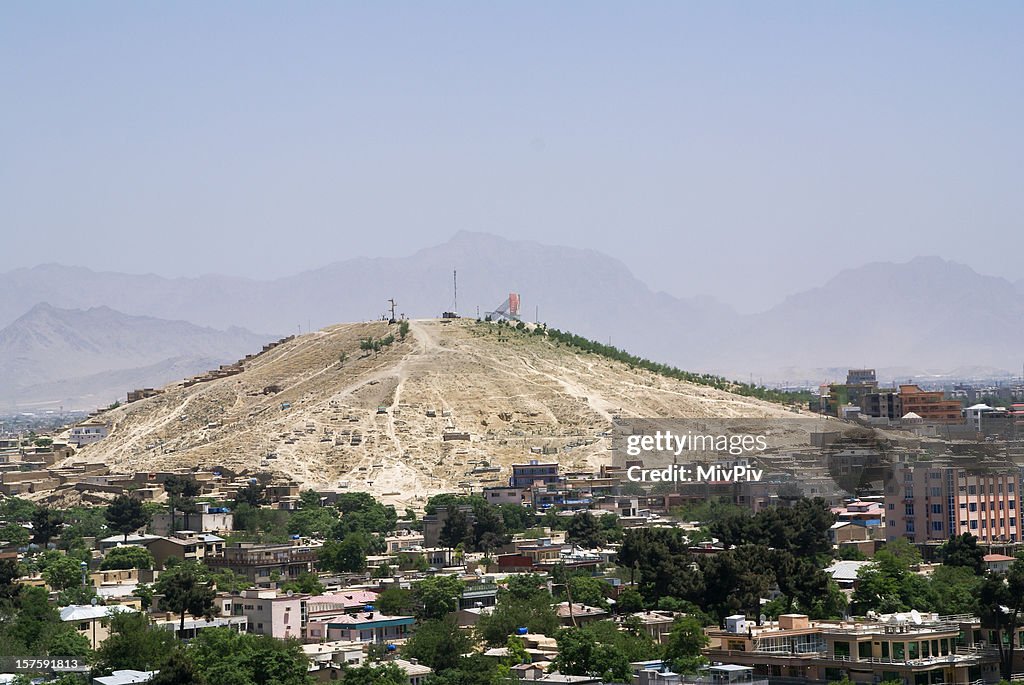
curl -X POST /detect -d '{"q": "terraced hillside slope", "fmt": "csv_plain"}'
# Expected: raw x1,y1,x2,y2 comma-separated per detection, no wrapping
68,319,810,503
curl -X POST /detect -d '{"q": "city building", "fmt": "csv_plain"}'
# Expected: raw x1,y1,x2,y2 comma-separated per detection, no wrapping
509,461,561,489
305,611,415,643
704,612,1000,684
205,541,317,583
68,419,109,447
884,461,1019,544
897,385,963,424
222,589,309,640
151,501,233,535
60,604,137,649
143,532,225,568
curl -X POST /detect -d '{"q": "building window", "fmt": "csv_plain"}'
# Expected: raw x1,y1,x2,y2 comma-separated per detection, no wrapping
931,504,942,514
858,642,872,659
932,521,943,531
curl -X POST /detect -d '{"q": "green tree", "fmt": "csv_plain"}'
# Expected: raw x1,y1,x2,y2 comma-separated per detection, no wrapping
979,558,1024,680
563,574,609,609
697,546,774,624
850,550,930,615
45,627,92,658
231,503,291,543
155,563,217,635
234,481,268,508
3,586,94,656
31,508,64,546
404,616,472,670
149,648,205,685
42,554,83,591
566,511,605,549
280,572,324,596
0,523,30,548
342,662,406,685
332,493,397,537
937,533,985,575
413,575,465,620
376,586,415,616
163,475,201,532
928,565,982,616
57,584,99,607
189,627,312,685
0,557,23,604
616,587,645,613
439,509,473,551
105,495,151,542
0,497,38,523
881,537,922,566
477,580,558,645
60,506,110,549
664,615,709,673
318,535,368,573
287,505,338,538
552,622,630,679
100,546,155,570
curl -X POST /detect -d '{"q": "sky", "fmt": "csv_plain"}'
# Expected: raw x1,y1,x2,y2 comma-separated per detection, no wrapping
2,2,1022,313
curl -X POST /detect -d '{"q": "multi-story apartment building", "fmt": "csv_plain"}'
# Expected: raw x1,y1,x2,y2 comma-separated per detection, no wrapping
897,385,963,423
704,613,1001,685
885,462,1019,544
205,541,317,583
509,460,560,489
220,589,309,640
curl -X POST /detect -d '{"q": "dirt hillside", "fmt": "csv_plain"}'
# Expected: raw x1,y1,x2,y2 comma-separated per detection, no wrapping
69,319,808,504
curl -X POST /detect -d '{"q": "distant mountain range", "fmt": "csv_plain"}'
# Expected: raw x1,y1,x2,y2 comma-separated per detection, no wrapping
0,304,272,409
2,233,1022,405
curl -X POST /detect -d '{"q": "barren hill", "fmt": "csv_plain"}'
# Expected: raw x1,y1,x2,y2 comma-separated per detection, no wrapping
69,319,807,505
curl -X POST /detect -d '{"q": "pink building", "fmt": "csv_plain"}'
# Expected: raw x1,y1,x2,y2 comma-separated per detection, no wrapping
221,589,309,640
885,463,1019,544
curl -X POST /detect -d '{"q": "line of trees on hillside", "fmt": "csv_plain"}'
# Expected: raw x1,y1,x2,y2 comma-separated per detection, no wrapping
483,319,811,405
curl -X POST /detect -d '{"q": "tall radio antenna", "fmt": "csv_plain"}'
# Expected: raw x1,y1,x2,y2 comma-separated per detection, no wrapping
453,270,458,314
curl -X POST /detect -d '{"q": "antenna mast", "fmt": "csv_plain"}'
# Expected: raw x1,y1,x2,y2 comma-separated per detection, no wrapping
388,298,397,323
453,270,458,315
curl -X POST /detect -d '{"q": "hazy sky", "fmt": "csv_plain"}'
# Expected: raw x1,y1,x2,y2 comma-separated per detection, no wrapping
2,3,1022,313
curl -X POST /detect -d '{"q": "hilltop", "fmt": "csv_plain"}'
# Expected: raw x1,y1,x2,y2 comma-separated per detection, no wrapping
7,235,1024,383
67,319,811,506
